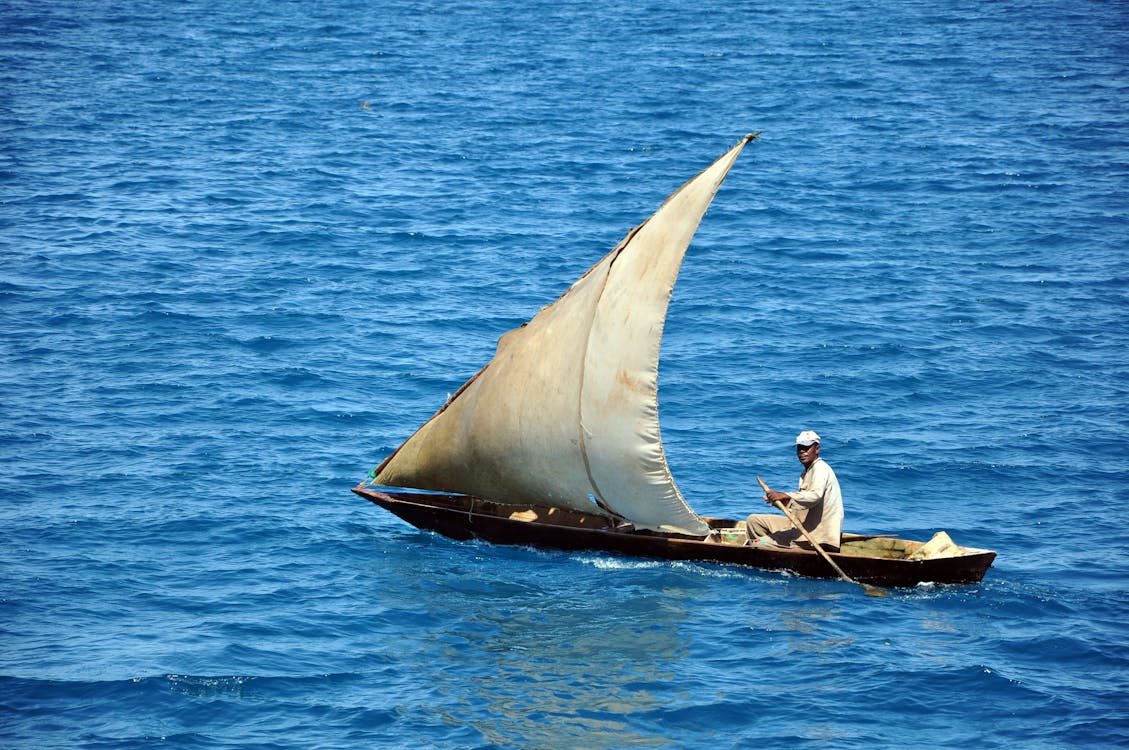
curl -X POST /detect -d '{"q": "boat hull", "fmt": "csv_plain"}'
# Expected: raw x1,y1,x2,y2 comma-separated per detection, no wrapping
353,487,995,588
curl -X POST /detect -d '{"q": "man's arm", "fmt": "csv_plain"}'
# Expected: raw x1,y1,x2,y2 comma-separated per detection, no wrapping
787,462,831,508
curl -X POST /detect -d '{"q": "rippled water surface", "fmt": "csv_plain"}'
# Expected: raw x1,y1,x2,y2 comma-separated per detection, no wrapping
3,0,1127,747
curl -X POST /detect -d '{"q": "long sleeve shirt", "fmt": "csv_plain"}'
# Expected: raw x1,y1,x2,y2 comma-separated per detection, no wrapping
785,457,844,549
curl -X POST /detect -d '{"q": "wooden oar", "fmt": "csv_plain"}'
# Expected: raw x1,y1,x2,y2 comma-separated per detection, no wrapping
755,476,888,597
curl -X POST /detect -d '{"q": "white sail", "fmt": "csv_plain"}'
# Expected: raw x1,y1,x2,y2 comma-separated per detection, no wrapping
373,135,756,535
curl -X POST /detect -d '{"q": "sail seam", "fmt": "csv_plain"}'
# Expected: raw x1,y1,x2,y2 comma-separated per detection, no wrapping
576,243,627,518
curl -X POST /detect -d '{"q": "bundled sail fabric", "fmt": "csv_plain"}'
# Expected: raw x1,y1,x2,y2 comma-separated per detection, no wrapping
373,135,757,536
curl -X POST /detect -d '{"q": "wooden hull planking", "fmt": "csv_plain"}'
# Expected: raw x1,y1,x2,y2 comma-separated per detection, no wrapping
353,488,995,588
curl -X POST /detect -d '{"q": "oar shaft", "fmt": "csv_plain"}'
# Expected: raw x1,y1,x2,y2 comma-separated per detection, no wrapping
756,474,888,596
772,500,858,585
756,475,857,584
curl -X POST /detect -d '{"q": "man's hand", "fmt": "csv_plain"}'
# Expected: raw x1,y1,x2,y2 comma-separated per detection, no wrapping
764,489,791,506
756,476,791,507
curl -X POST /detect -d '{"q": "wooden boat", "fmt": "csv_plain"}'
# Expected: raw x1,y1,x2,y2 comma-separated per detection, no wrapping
355,134,996,588
354,488,996,587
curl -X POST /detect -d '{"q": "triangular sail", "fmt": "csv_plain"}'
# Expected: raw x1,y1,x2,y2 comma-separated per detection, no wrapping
373,135,756,535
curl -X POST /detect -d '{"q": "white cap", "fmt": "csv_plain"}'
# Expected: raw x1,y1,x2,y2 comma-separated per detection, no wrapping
795,430,821,446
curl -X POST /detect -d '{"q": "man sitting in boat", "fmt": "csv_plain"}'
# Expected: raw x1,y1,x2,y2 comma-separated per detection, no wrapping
748,431,844,553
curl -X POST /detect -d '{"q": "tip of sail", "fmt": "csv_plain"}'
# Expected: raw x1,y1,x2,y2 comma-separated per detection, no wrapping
373,135,758,536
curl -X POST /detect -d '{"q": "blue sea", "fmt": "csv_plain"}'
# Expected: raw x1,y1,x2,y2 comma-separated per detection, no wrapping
3,0,1127,747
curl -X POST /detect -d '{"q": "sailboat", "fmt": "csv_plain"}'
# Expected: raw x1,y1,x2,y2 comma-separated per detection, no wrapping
354,134,996,588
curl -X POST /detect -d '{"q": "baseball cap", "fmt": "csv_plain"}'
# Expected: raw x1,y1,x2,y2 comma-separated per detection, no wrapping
795,430,821,446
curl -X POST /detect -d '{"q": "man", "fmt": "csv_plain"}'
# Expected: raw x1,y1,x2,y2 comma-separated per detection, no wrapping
747,430,844,552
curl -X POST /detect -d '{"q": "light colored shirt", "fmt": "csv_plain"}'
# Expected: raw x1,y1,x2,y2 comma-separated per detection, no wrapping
785,457,844,549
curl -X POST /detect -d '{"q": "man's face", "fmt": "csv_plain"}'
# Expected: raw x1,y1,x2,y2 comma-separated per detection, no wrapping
796,442,820,468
